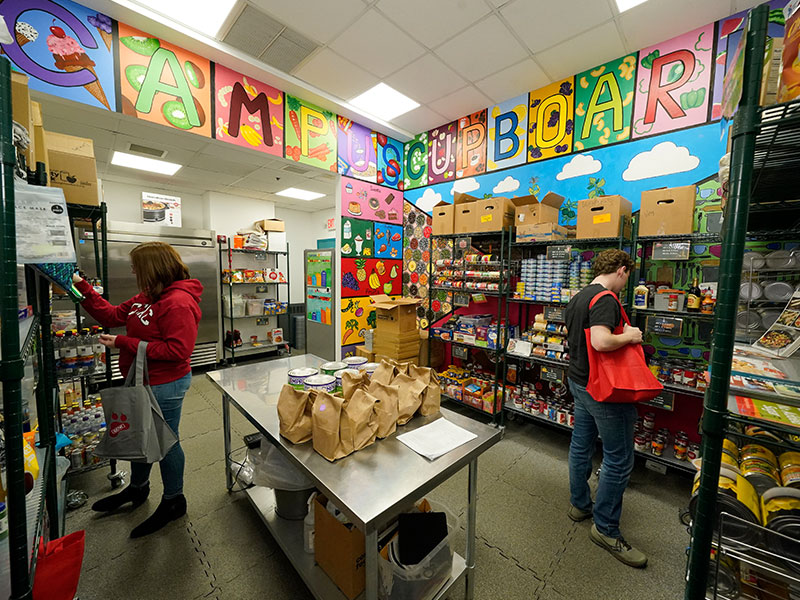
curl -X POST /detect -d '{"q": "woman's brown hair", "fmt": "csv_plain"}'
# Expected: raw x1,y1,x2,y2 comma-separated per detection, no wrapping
130,242,190,299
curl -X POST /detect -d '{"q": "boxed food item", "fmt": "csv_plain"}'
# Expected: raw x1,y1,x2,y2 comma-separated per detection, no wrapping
516,223,572,242
576,195,631,239
453,193,480,234
514,192,564,226
370,294,421,334
474,197,515,232
762,37,785,106
778,0,800,102
257,218,285,232
47,132,100,206
432,200,454,236
639,185,696,237
315,495,365,599
271,328,284,343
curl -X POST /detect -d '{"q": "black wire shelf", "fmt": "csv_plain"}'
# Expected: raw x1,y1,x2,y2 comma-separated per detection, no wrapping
750,99,800,209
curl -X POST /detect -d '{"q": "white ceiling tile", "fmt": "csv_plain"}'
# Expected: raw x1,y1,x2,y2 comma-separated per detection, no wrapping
435,15,528,81
733,0,765,11
293,49,379,100
620,0,732,51
474,58,549,104
329,10,426,77
188,154,263,178
501,0,613,53
377,0,491,48
390,105,448,134
385,54,466,105
486,0,513,6
174,167,243,187
428,86,492,122
535,21,626,81
249,0,368,45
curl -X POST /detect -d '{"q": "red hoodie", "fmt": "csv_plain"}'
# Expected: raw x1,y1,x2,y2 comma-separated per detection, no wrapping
76,278,203,385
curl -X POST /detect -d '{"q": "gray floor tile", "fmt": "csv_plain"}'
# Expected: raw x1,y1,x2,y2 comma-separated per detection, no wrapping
181,407,224,438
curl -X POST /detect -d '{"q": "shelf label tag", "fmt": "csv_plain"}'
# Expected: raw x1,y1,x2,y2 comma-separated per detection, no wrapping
544,305,566,322
472,293,487,303
643,391,675,411
646,316,683,337
454,292,471,307
541,365,564,384
653,241,690,260
453,344,469,360
546,245,572,260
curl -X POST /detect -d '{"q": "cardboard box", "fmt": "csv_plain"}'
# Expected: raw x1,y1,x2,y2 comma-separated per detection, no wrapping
514,192,564,226
47,132,100,206
474,197,515,232
418,330,445,369
762,37,784,106
315,495,365,599
257,218,285,232
375,352,418,364
576,195,631,239
355,346,374,361
11,72,34,168
432,200,453,236
372,328,420,358
31,102,49,180
516,223,572,242
370,294,420,334
266,231,287,252
453,193,480,234
639,186,696,237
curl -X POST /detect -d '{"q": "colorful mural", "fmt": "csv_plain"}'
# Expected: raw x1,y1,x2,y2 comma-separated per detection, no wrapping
402,200,436,328
377,134,404,189
456,110,487,178
487,94,528,172
404,132,428,190
341,258,402,298
340,296,377,347
427,121,457,185
284,95,337,171
632,25,714,138
341,177,404,225
528,78,575,163
214,64,284,156
405,123,727,226
340,217,374,258
337,117,377,182
118,24,211,136
373,222,403,260
574,55,637,151
1,0,117,111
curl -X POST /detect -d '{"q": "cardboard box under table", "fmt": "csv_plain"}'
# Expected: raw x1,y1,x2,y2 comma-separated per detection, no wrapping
315,494,366,599
47,132,100,206
638,185,696,237
576,195,632,239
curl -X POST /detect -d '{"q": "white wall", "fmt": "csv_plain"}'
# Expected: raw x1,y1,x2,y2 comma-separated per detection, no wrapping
275,206,336,304
101,180,207,229
203,191,276,239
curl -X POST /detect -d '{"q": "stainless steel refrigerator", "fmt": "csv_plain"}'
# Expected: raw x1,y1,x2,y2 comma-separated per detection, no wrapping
77,221,219,376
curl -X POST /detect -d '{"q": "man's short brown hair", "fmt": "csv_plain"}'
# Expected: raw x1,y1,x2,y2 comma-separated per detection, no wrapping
592,249,633,277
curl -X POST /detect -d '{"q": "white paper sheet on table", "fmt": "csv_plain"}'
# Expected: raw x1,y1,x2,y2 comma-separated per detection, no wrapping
397,418,478,461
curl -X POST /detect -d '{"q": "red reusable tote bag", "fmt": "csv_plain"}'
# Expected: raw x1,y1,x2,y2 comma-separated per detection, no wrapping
584,290,663,403
32,530,85,600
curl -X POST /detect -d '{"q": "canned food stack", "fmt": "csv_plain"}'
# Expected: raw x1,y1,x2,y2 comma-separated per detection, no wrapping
633,411,696,461
61,392,106,470
509,384,576,428
647,357,707,391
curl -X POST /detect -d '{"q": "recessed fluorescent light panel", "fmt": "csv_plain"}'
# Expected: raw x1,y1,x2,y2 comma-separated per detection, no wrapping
111,151,182,176
276,188,326,201
127,0,238,37
350,83,420,122
615,0,649,12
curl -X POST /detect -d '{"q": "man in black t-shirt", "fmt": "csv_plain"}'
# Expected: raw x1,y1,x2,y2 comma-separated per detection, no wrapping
564,249,648,568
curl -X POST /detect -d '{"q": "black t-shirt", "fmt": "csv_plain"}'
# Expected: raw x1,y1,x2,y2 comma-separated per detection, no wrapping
564,284,622,387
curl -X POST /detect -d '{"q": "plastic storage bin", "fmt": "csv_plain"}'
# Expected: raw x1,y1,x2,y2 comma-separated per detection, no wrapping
245,299,264,316
222,295,246,318
378,503,456,600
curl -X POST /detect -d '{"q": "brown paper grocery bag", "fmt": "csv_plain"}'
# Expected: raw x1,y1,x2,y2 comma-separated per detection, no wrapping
312,391,350,461
370,361,396,386
366,380,399,438
277,384,314,444
342,369,371,401
409,365,442,417
340,389,379,452
392,373,427,426
388,359,411,378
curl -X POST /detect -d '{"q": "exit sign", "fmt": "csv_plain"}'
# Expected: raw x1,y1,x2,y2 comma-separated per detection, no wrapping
326,218,335,231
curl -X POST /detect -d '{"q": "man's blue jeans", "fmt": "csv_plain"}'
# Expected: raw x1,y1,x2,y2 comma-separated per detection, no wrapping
567,379,637,538
130,372,191,499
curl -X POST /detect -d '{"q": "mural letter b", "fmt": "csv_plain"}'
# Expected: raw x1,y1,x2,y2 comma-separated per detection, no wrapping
494,111,520,161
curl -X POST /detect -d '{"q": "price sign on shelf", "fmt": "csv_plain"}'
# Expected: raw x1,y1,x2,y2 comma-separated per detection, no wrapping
544,305,566,322
546,245,572,260
254,252,267,261
454,292,471,307
643,391,675,411
453,344,469,360
540,365,564,384
471,293,487,303
256,317,270,326
646,316,683,337
652,241,690,260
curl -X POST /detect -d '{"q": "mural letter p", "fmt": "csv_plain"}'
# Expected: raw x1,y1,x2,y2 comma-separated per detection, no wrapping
494,111,520,161
644,50,696,124
300,106,329,155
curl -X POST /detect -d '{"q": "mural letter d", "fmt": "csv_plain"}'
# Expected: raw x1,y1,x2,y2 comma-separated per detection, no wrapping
494,111,520,161
644,50,696,124
300,106,329,155
135,48,200,126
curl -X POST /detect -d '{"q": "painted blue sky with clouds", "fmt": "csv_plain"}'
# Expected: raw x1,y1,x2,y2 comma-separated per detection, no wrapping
405,123,727,225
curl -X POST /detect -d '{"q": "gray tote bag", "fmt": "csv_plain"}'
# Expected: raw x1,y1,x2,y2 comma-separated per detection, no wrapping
95,342,179,463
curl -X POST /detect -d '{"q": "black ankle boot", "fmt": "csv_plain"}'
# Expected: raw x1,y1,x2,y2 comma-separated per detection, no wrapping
130,495,187,538
91,484,150,513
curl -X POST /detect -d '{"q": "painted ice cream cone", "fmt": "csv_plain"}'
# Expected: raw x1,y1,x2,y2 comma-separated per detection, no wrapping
87,14,113,51
47,23,111,110
15,22,38,47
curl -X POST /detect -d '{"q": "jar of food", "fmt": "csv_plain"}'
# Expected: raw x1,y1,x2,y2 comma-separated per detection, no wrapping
687,444,700,461
741,444,778,468
781,465,800,489
643,412,656,432
674,438,689,461
634,434,648,452
683,365,698,387
780,451,800,471
651,436,666,457
668,294,679,312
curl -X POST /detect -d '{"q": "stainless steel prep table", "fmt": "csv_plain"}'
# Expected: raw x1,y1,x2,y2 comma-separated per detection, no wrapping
206,355,502,600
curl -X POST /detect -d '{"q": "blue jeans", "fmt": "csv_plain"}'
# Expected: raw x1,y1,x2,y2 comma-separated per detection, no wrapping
130,372,191,499
568,379,637,538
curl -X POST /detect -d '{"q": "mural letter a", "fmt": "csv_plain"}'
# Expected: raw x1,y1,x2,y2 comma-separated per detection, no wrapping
644,50,695,124
582,73,624,139
227,82,273,145
136,48,200,126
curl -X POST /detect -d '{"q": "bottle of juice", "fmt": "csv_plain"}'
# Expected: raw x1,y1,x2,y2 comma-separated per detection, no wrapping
634,280,649,309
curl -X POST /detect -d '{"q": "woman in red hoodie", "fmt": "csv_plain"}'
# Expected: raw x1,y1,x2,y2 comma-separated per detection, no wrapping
73,242,203,538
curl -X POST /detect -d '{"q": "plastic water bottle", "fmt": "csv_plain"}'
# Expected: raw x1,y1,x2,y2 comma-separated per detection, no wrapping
303,492,317,554
78,328,94,375
61,330,78,377
92,326,106,374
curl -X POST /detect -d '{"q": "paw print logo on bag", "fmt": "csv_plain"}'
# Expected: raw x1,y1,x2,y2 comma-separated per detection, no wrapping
109,413,130,437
